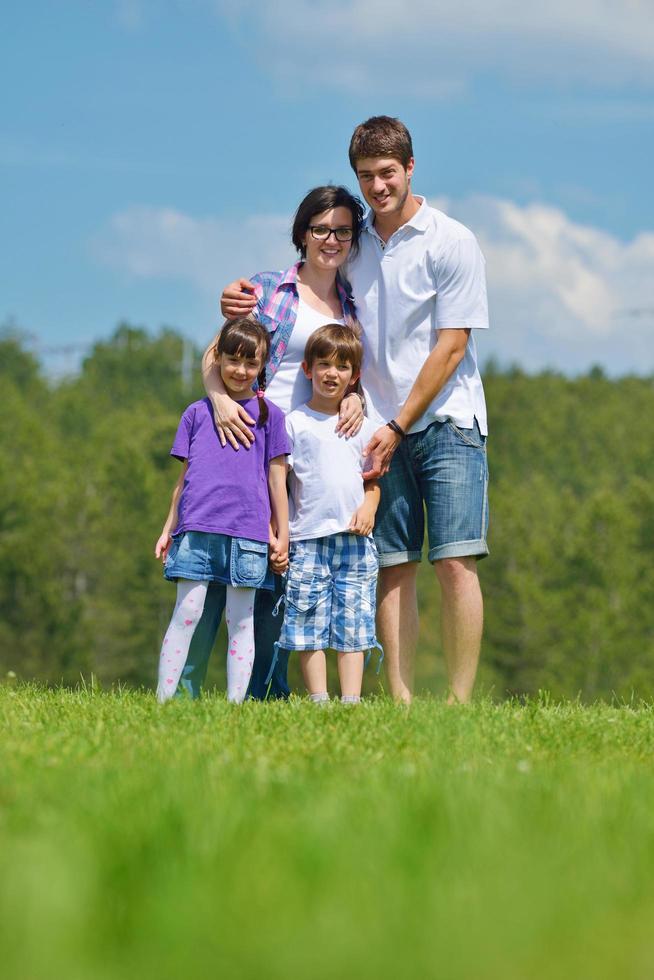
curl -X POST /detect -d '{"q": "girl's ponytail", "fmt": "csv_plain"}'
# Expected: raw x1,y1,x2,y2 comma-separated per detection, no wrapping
256,365,269,427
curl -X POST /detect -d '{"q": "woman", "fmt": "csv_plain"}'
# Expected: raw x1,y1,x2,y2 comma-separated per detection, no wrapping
176,185,366,700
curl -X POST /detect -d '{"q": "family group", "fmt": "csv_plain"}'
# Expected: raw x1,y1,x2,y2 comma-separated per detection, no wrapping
155,115,490,706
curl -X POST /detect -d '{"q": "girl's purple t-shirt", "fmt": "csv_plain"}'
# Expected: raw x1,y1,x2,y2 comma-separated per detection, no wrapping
171,397,289,543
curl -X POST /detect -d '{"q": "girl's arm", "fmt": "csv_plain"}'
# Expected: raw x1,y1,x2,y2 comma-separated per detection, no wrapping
201,334,256,450
155,463,188,561
349,480,380,537
267,456,289,574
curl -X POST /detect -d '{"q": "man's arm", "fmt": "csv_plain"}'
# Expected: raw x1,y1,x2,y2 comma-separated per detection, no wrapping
363,328,469,476
365,230,487,477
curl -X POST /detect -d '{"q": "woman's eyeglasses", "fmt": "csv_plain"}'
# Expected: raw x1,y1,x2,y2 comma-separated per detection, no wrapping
309,225,353,242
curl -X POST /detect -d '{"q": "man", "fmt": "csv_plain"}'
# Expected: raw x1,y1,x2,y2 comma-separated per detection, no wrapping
222,116,489,704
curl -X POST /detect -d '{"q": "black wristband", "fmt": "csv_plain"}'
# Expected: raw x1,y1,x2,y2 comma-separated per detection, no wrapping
386,419,406,438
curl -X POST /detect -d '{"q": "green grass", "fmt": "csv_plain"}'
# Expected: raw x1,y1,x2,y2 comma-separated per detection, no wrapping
1,686,654,979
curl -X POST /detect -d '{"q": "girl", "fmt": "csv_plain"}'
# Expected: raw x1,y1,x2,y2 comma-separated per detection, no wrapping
155,318,289,703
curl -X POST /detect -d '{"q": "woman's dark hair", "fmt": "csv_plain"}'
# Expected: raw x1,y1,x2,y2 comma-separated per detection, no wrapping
214,317,271,427
291,185,365,259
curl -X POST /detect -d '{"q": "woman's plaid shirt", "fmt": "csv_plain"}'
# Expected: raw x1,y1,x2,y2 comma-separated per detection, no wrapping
250,261,357,387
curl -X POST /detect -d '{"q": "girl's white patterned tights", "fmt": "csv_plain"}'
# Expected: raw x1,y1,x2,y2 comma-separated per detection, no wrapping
157,580,255,704
224,585,256,703
157,580,208,702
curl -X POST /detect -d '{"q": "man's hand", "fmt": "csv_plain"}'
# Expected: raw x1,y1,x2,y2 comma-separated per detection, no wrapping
210,392,256,449
349,500,377,536
220,279,258,319
155,532,172,562
336,392,364,438
362,424,402,478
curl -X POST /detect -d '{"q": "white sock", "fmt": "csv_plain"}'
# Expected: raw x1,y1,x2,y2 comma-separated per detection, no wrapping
309,692,330,704
341,695,361,704
225,585,256,703
157,580,208,702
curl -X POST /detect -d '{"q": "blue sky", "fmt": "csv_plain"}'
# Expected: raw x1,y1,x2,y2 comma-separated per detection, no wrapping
2,0,653,375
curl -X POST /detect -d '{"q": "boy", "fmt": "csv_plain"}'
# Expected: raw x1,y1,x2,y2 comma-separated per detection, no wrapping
278,324,381,704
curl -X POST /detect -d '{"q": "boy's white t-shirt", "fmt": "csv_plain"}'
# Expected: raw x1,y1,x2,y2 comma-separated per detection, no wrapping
286,404,379,541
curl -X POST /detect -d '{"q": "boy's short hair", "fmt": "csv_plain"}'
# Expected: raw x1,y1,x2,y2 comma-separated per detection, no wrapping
304,324,363,376
348,116,414,171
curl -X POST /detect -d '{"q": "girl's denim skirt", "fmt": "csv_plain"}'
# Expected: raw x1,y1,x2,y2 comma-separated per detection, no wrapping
164,530,273,590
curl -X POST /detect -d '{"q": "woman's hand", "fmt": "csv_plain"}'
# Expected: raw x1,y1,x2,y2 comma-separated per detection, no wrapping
336,392,364,438
211,392,256,449
221,278,258,319
155,532,172,562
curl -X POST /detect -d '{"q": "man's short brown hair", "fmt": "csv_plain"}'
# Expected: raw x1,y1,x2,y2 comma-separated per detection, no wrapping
348,115,414,171
304,324,363,375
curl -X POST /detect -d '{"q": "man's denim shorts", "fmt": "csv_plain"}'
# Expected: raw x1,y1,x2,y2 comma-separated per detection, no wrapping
279,533,379,653
164,530,273,590
374,418,489,566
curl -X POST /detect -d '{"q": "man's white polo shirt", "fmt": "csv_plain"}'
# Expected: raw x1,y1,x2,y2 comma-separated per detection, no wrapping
347,196,489,435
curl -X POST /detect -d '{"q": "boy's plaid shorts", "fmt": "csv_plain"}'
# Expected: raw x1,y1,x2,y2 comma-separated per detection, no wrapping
278,533,379,653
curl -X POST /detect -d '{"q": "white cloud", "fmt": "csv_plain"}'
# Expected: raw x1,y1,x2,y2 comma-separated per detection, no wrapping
212,0,654,95
93,206,296,292
94,198,654,375
439,195,654,373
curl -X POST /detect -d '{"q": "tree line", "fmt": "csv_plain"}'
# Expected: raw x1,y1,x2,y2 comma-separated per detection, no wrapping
2,325,652,700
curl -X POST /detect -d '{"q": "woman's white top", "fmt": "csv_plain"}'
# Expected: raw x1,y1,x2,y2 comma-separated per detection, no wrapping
265,299,344,415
